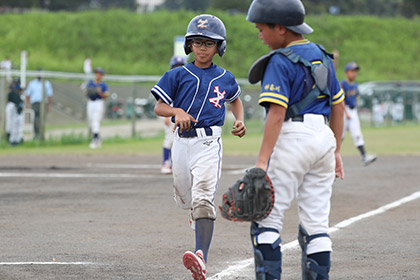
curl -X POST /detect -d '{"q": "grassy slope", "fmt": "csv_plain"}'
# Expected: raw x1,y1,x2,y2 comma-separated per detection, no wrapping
0,10,419,82
1,123,419,156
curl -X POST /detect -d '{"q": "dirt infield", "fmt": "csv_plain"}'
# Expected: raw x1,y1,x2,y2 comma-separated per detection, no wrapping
0,154,419,279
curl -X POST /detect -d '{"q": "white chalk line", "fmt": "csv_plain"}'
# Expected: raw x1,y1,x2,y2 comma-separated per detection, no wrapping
0,172,160,179
0,262,96,265
208,190,420,280
89,163,251,170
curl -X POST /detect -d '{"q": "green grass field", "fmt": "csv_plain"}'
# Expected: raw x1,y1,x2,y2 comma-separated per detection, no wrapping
1,123,419,157
0,10,419,82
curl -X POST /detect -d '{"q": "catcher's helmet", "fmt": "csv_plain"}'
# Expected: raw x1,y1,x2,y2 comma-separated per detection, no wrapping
169,56,187,69
246,0,313,35
184,14,227,57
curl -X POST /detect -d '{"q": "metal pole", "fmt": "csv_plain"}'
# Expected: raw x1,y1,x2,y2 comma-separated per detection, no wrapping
131,82,136,138
39,74,46,141
0,75,5,141
20,51,27,88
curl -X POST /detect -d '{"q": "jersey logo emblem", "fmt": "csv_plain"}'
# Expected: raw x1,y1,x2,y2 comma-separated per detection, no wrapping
203,140,213,146
264,84,281,92
197,19,208,29
209,86,226,108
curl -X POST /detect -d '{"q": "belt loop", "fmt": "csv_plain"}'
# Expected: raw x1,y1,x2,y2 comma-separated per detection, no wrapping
197,128,204,138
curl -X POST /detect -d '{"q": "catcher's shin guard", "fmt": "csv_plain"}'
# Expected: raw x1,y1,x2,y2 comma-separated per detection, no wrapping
250,222,282,280
298,225,330,280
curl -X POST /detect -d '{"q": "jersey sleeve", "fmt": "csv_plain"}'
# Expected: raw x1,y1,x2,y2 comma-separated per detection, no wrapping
101,83,108,93
330,65,344,105
25,81,33,96
259,57,290,109
225,75,241,103
151,71,177,105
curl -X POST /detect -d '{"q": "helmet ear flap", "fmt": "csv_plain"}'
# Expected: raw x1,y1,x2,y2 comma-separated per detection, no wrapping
184,39,192,55
218,40,227,57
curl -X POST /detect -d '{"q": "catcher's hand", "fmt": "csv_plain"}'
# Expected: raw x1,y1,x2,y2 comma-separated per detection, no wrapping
219,168,274,222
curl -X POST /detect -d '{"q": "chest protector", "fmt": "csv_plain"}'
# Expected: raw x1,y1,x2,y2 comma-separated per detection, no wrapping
249,44,334,120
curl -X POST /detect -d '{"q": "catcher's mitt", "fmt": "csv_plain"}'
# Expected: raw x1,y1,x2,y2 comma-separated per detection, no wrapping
219,168,274,222
86,86,98,98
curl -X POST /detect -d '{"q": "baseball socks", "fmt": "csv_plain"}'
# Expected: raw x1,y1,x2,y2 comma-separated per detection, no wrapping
163,148,171,163
357,145,366,158
195,218,214,262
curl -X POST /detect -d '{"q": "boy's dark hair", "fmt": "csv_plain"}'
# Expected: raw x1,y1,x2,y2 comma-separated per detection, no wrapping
267,23,276,29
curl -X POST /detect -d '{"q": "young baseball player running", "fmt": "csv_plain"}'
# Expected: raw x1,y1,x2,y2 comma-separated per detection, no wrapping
161,56,188,174
341,62,377,166
85,67,109,149
246,0,345,279
151,14,246,280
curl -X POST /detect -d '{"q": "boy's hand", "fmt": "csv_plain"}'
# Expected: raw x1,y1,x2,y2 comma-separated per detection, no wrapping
335,151,344,180
174,108,197,133
345,113,351,120
231,120,246,138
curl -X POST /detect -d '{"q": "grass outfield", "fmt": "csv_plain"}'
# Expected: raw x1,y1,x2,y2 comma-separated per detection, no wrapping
1,123,419,157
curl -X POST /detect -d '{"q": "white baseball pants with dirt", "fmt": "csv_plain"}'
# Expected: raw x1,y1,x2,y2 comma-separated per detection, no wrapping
343,106,365,147
171,126,222,220
257,114,336,255
87,99,104,134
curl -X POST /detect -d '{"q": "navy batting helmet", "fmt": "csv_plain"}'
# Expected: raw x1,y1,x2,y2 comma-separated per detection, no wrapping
169,56,187,69
345,62,360,72
247,0,313,35
94,67,105,75
184,14,227,57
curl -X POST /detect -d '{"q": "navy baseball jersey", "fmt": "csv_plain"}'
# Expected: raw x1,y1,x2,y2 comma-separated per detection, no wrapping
151,62,241,128
87,80,108,101
341,80,359,108
259,39,344,117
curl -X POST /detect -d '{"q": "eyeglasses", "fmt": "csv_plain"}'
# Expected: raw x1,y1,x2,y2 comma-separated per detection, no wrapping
191,40,217,48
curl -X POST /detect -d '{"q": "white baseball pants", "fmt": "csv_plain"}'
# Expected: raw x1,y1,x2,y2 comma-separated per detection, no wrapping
343,106,365,147
6,102,23,143
5,102,14,134
87,99,104,134
171,126,222,220
258,114,336,255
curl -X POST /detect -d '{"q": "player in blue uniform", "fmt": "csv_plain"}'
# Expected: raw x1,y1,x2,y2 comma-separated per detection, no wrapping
151,14,246,280
341,62,377,166
85,67,109,149
246,0,345,279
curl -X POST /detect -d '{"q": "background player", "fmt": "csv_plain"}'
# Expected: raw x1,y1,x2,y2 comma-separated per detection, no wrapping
246,0,345,279
151,14,245,280
25,70,53,140
161,55,187,174
341,62,377,166
6,79,24,145
85,67,109,149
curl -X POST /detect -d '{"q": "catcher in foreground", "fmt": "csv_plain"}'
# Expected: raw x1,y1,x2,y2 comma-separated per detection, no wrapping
220,1,345,279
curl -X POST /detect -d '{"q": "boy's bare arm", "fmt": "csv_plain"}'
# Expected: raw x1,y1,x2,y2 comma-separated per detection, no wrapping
230,97,246,137
330,101,345,179
154,99,197,132
255,104,286,171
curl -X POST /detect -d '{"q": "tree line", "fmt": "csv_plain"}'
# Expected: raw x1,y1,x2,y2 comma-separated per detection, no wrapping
0,0,419,17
